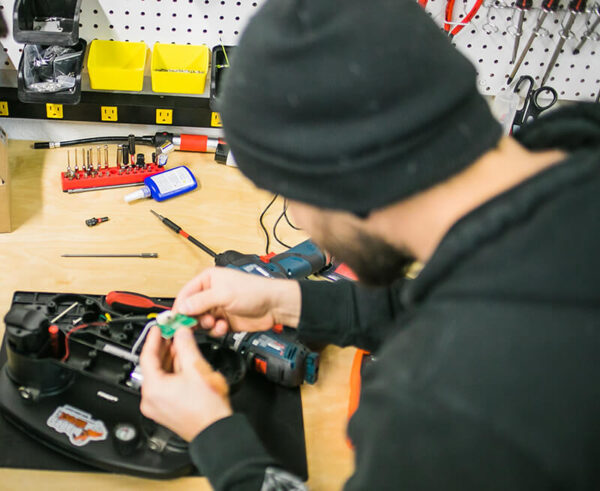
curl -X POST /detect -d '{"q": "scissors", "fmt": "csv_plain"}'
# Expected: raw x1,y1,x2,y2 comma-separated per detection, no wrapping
511,75,558,134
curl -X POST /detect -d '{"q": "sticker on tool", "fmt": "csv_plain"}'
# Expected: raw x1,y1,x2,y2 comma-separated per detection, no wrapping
47,404,108,447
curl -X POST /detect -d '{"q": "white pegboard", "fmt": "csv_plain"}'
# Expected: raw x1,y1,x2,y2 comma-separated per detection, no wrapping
425,0,599,100
0,0,267,79
0,0,598,101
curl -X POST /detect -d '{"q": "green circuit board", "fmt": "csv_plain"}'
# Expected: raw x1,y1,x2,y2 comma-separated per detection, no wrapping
156,311,197,339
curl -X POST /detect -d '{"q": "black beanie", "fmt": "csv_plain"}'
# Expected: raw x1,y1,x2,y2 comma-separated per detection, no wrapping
220,0,502,214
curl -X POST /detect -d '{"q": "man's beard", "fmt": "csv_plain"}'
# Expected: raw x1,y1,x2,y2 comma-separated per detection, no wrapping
319,229,414,287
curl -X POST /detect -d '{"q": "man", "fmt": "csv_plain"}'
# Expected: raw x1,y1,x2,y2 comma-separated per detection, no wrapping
139,0,600,489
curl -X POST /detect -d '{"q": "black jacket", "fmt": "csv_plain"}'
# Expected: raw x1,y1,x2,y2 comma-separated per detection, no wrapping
189,103,600,490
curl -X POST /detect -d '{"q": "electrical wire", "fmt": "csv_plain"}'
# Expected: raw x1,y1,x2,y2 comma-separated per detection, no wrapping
33,135,154,149
273,206,292,249
283,199,301,231
61,322,107,362
131,320,156,355
259,194,279,254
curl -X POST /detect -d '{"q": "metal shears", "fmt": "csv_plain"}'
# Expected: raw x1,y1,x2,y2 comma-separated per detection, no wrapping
511,75,558,134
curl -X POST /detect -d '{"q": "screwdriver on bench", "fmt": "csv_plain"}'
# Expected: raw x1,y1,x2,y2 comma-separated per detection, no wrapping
150,210,327,279
150,210,217,258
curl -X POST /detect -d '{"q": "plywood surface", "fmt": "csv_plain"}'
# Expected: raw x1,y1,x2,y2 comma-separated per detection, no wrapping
0,140,354,490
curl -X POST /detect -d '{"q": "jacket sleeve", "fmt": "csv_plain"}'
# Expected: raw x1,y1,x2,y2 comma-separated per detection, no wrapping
296,279,406,352
189,414,307,491
344,372,552,490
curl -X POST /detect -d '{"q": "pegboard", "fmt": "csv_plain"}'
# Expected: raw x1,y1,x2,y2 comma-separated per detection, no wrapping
425,0,599,100
0,0,598,101
0,0,267,75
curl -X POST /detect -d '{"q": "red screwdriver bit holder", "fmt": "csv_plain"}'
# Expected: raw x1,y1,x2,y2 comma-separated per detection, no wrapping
61,163,165,192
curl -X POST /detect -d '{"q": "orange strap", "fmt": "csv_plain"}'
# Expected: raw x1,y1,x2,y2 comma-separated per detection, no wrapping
347,349,370,448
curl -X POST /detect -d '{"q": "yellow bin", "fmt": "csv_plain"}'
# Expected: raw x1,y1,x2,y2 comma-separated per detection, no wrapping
151,43,209,94
87,40,147,91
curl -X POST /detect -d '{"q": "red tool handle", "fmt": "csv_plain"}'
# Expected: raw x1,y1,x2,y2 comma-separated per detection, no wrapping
106,291,170,314
445,0,484,37
179,134,209,152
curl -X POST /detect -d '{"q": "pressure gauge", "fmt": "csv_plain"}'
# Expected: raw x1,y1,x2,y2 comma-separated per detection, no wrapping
112,422,140,456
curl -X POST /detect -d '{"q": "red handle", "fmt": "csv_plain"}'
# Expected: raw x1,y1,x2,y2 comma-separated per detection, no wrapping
106,291,169,313
179,134,209,152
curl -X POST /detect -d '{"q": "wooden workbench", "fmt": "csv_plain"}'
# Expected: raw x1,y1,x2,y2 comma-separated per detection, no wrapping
0,140,355,490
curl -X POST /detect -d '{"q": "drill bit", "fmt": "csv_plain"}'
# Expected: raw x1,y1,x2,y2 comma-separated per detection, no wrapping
62,253,159,258
511,0,533,63
573,3,600,54
104,144,109,169
67,151,72,179
116,144,123,171
541,0,587,85
507,0,559,85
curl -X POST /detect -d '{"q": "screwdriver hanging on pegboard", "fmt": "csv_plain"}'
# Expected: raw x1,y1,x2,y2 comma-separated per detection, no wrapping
541,0,588,85
511,0,533,64
507,0,559,85
573,3,600,54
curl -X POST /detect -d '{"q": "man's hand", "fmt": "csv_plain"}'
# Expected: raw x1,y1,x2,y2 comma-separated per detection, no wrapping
139,326,232,442
173,267,302,337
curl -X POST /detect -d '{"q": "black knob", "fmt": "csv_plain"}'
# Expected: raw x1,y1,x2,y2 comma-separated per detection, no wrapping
4,306,49,354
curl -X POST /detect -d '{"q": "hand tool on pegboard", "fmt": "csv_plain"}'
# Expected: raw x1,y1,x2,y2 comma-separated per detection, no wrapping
444,0,485,38
507,0,560,85
510,0,534,63
573,3,600,54
511,75,558,133
541,0,588,85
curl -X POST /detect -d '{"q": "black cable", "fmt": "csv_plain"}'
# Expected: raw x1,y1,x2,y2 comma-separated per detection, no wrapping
33,136,154,149
283,199,301,230
259,194,279,254
273,205,292,249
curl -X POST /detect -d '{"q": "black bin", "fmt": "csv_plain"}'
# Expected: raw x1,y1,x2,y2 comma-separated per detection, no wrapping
210,45,235,111
13,0,83,46
17,38,87,104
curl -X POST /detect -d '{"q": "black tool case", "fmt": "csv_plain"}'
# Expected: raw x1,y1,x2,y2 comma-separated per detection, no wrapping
0,291,246,478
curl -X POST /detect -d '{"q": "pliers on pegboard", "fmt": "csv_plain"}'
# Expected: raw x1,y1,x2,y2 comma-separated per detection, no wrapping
444,0,484,37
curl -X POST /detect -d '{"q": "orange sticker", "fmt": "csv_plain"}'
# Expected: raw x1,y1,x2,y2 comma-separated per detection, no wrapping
47,405,108,446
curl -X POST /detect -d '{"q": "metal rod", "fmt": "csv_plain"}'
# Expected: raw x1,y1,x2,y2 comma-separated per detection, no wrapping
50,301,79,324
66,182,144,193
61,253,159,258
102,344,140,363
